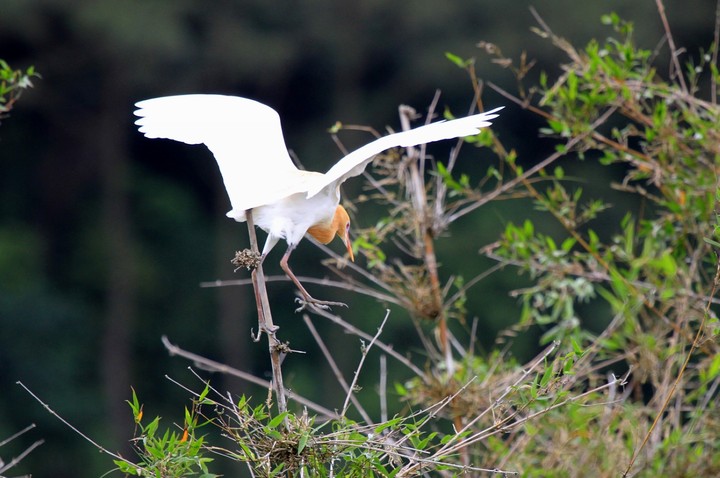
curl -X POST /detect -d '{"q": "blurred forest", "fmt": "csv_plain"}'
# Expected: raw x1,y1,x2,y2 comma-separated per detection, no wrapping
1,1,718,476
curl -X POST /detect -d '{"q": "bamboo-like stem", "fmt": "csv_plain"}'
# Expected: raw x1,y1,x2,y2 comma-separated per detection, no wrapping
245,209,288,419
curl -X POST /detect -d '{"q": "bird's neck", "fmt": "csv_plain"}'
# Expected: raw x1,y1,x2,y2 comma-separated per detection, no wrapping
307,206,343,244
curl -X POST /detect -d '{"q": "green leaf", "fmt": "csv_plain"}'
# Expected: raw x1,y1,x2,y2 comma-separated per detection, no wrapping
706,353,720,380
114,460,140,475
561,237,577,252
436,161,463,191
267,412,288,430
540,70,548,88
567,70,578,100
649,250,677,276
587,229,600,251
374,417,402,435
297,433,309,454
198,383,211,403
539,362,554,388
445,51,473,68
703,237,720,248
570,337,584,356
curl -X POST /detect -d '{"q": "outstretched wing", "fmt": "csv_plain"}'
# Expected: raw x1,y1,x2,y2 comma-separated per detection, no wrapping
306,106,503,198
134,94,300,213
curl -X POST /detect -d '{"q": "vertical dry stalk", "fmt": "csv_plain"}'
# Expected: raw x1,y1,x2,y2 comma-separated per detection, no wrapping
245,209,288,418
398,105,454,377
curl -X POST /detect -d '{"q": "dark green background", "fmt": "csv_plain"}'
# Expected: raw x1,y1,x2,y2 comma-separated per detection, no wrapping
1,1,715,476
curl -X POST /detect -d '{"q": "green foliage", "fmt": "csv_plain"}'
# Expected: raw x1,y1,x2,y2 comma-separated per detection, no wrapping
117,382,544,477
470,9,720,477
0,59,38,114
113,388,216,477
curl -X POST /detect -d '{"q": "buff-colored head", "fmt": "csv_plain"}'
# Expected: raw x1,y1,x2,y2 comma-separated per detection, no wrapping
307,205,354,261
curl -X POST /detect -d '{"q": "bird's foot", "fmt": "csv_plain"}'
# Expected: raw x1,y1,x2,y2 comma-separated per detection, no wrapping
294,296,348,313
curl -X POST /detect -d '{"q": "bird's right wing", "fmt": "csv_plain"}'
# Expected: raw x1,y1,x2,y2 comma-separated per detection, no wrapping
134,94,300,213
306,107,503,198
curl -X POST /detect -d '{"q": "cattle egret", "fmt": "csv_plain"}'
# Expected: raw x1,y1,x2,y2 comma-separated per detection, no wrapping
134,94,501,308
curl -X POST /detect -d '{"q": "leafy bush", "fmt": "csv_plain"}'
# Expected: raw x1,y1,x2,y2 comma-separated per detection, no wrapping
0,59,37,117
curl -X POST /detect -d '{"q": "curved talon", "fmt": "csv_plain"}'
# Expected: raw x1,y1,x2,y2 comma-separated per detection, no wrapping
294,296,348,313
250,327,262,342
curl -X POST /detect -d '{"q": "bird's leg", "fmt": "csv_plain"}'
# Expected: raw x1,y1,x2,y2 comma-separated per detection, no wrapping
279,247,347,312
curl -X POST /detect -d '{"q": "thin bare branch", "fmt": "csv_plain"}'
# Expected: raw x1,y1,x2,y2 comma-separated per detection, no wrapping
0,423,44,476
202,273,401,305
161,336,338,420
16,381,126,463
655,0,689,95
0,438,44,475
0,423,36,448
311,306,427,378
379,354,388,424
303,315,373,424
341,310,390,417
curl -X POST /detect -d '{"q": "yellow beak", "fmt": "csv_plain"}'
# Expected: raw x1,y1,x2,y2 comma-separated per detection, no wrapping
343,232,355,262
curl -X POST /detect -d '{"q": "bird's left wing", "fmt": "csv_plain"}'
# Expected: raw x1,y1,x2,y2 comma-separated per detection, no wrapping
306,106,503,198
134,94,300,213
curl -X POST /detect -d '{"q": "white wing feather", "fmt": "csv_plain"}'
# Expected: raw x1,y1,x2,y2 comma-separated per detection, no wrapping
306,106,503,198
134,94,302,213
135,95,502,216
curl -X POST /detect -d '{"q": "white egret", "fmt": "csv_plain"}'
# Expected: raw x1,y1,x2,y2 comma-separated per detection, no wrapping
134,94,501,308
